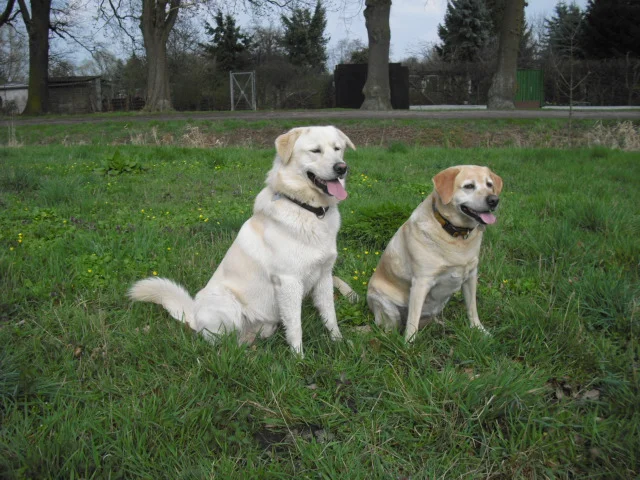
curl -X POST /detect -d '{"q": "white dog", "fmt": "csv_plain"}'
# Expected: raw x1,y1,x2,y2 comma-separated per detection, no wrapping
129,126,355,355
367,165,503,341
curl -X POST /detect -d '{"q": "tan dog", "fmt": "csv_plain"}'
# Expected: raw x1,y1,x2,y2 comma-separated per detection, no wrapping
367,165,503,341
129,126,355,356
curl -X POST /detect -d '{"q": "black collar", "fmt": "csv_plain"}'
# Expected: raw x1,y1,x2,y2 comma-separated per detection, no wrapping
278,193,329,219
432,198,474,239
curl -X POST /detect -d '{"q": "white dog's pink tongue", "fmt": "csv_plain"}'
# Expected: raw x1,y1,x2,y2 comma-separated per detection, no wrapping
479,212,497,224
326,180,348,200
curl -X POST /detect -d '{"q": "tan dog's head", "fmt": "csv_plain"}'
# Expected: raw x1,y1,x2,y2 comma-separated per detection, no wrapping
432,165,503,227
270,126,356,206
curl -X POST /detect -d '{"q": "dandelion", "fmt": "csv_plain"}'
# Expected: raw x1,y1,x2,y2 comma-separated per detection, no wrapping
141,209,145,213
365,251,369,255
199,214,204,219
375,251,380,255
353,276,358,280
153,271,158,276
343,247,348,251
10,247,14,251
167,247,171,251
362,282,367,285
87,269,92,273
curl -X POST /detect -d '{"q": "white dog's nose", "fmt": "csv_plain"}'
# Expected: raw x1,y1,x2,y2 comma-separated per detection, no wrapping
333,162,348,177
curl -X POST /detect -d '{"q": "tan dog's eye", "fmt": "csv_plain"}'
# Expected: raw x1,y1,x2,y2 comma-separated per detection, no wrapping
463,183,475,190
487,182,493,188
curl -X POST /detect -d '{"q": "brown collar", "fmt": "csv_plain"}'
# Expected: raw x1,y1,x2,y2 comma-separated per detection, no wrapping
432,198,474,239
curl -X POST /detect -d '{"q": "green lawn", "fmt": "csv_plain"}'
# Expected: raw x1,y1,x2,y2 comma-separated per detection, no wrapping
1,140,639,478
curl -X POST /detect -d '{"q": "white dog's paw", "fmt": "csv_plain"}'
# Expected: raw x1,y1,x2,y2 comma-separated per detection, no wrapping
474,324,491,336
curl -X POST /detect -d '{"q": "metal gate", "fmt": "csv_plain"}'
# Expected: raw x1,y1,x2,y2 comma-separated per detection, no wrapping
230,71,256,111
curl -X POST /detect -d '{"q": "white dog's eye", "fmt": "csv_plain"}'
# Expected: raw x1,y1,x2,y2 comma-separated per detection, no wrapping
463,183,475,190
334,146,341,151
311,148,321,154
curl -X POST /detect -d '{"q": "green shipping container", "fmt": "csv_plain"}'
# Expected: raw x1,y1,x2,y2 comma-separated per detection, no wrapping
515,70,544,108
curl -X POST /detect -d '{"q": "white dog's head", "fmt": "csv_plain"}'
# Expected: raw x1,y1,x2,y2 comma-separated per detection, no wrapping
432,165,503,228
268,126,356,207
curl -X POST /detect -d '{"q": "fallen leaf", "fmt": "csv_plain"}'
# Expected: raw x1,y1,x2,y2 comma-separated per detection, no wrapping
583,389,600,401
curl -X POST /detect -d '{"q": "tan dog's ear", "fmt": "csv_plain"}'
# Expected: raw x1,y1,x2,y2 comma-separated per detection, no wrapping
275,128,305,164
490,171,503,195
432,167,460,205
336,128,356,151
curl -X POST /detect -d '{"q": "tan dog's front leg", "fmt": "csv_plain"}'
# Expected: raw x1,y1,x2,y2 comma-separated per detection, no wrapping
404,278,432,342
462,272,489,334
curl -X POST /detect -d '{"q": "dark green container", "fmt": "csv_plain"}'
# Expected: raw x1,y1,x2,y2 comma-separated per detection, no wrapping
515,70,544,108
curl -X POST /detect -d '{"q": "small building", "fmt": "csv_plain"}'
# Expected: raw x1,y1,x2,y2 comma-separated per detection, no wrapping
0,76,114,114
0,83,28,114
334,63,410,109
49,76,113,114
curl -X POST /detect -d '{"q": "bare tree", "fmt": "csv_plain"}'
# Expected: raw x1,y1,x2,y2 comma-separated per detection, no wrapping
487,0,525,110
361,0,391,110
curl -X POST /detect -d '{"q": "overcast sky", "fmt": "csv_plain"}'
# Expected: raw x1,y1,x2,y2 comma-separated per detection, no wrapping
322,0,589,63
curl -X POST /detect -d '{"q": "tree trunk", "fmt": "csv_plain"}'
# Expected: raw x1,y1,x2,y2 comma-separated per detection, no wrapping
487,0,525,110
361,0,392,111
140,0,180,112
20,0,51,115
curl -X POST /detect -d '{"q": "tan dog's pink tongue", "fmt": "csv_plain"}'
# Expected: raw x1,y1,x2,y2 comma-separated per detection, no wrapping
326,180,348,200
479,212,496,224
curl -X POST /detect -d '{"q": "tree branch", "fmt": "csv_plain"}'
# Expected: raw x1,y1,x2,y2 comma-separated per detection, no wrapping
16,0,30,27
0,0,16,27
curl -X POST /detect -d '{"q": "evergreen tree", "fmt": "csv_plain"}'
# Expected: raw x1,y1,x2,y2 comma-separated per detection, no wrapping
543,1,585,59
581,0,640,59
437,0,493,62
203,11,253,72
280,1,329,72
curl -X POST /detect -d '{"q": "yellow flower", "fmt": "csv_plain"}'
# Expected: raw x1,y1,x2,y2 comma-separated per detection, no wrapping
365,251,369,255
375,251,380,255
353,276,358,280
9,247,14,251
141,209,145,213
153,271,158,276
167,247,171,251
87,269,92,273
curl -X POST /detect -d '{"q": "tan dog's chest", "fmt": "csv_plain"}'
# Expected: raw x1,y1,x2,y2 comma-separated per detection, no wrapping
421,261,478,317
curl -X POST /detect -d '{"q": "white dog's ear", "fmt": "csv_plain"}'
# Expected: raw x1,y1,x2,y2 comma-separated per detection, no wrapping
490,170,503,195
432,167,460,205
336,128,356,151
275,128,305,164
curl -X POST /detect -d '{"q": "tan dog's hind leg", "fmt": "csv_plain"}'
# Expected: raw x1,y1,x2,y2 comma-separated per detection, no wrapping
462,273,489,335
404,278,433,342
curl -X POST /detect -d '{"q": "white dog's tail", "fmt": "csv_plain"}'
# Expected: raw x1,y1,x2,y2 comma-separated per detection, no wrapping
128,277,195,327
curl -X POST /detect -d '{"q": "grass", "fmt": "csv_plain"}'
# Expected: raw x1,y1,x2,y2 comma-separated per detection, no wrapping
3,115,638,149
1,137,639,478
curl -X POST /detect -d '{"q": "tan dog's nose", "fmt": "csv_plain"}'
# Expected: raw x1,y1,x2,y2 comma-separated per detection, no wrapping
487,195,499,210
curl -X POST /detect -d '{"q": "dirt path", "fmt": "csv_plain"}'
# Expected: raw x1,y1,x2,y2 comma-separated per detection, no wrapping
5,107,640,126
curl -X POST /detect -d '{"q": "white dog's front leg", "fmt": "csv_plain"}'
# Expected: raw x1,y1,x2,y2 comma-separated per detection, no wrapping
313,272,343,341
405,278,432,342
274,276,305,355
462,271,489,334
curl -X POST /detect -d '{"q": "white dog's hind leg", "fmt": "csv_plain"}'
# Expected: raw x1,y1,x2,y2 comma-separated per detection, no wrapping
273,277,305,356
314,273,343,341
